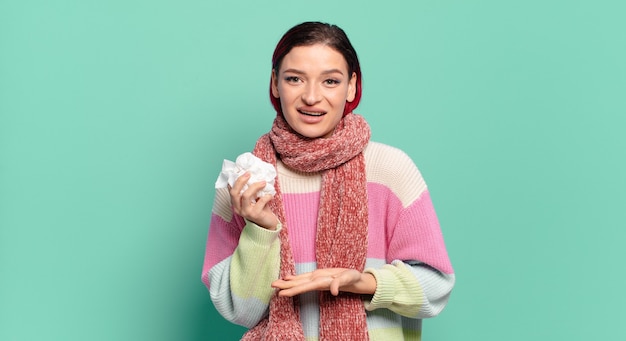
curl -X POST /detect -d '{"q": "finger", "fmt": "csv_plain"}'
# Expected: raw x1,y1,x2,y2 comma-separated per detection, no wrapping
277,277,333,297
282,272,313,281
329,277,342,296
271,279,288,289
231,173,250,196
280,269,337,284
255,194,273,207
240,181,265,205
230,173,251,210
243,181,267,200
271,277,311,289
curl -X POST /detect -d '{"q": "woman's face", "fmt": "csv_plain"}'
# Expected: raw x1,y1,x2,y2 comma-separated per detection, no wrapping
271,44,357,139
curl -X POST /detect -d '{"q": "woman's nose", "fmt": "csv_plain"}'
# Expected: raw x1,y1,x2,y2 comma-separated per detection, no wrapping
301,83,322,104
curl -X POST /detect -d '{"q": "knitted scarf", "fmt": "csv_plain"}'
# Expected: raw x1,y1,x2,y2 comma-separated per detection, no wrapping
242,113,371,341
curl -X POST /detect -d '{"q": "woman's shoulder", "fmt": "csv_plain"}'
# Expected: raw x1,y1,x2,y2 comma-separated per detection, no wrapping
363,141,419,173
364,141,427,205
364,141,411,161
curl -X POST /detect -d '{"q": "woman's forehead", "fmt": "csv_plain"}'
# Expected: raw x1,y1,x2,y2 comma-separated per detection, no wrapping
279,45,349,74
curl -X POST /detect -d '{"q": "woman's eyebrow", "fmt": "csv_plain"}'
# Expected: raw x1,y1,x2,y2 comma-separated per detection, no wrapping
281,68,306,75
282,68,345,76
321,69,345,76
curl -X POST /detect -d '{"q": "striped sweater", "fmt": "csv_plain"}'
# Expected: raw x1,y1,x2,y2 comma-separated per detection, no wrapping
202,141,455,340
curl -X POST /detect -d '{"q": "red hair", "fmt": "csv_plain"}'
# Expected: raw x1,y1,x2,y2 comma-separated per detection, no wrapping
269,22,362,116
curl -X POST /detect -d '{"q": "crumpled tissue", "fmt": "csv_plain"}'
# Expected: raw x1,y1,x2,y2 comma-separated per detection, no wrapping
215,152,277,197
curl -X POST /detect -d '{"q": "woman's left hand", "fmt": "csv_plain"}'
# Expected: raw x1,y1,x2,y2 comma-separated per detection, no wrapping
271,268,377,297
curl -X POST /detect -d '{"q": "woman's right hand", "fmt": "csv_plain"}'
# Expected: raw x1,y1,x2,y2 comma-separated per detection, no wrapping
229,172,279,230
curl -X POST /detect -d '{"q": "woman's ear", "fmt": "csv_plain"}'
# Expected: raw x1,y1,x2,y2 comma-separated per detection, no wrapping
271,70,280,98
347,72,357,102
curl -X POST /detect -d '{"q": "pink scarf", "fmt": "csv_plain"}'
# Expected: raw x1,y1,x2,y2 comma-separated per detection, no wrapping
242,113,371,340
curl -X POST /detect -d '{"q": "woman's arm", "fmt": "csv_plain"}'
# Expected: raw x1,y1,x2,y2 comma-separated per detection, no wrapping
365,143,455,318
202,187,282,328
365,186,455,319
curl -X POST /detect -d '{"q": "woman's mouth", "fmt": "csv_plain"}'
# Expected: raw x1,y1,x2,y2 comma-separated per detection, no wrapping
298,109,326,117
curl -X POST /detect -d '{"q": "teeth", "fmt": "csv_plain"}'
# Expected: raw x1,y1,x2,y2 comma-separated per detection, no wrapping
300,110,325,116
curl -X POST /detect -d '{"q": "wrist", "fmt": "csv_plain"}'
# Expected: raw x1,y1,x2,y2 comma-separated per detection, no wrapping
247,215,280,231
346,272,377,295
265,215,280,231
359,272,377,295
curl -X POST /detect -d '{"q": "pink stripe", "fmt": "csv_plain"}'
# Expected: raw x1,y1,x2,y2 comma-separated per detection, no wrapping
283,192,320,263
278,186,453,275
366,183,402,259
389,190,454,274
202,213,244,287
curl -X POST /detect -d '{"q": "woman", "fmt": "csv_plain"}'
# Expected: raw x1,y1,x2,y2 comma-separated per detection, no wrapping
202,22,455,340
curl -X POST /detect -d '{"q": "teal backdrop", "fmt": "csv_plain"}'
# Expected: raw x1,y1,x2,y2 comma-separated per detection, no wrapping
1,1,625,340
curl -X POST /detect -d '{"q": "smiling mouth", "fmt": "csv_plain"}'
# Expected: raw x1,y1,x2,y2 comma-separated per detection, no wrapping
298,109,326,117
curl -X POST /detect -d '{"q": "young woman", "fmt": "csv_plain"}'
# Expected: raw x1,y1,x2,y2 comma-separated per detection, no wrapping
202,22,455,340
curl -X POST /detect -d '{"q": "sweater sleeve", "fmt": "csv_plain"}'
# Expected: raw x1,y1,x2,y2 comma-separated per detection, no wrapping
362,142,455,318
201,188,282,328
363,188,455,318
364,260,455,318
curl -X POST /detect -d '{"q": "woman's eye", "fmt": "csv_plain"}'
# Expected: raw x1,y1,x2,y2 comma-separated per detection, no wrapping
324,79,340,85
285,76,300,83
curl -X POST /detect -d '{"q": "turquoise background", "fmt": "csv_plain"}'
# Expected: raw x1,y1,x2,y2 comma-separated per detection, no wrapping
1,1,625,340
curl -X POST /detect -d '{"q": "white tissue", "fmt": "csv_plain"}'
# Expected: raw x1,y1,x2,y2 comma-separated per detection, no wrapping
215,152,277,197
